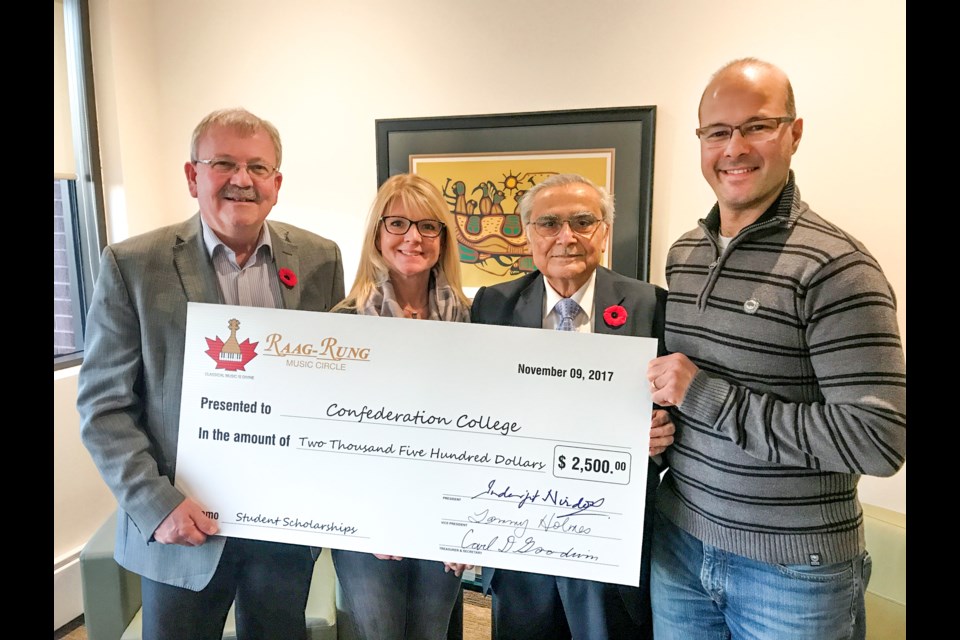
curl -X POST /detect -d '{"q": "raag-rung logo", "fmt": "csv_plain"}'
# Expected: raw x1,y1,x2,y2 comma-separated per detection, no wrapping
205,318,258,371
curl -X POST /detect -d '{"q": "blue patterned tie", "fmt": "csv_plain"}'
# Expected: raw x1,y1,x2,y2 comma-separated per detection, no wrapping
555,298,581,332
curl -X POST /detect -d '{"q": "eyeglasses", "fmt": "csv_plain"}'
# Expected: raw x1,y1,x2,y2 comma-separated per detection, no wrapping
379,216,446,238
528,213,604,238
195,158,279,179
695,116,795,147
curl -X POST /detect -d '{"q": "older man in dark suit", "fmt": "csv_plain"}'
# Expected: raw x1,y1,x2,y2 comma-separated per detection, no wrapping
471,173,672,640
77,108,344,640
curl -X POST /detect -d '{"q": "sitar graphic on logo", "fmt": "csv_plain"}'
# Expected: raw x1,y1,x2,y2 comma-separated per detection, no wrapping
204,318,258,371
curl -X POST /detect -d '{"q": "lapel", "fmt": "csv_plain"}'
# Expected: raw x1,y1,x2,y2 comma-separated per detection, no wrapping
513,273,547,329
270,222,301,310
171,214,221,304
592,267,635,336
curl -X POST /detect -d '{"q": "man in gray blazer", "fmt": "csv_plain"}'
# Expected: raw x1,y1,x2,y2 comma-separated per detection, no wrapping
77,108,344,640
471,173,672,639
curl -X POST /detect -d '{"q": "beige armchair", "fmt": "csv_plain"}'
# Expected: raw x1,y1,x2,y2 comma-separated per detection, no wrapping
863,504,906,640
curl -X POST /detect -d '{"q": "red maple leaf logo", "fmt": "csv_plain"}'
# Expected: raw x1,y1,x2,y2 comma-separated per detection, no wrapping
204,337,259,371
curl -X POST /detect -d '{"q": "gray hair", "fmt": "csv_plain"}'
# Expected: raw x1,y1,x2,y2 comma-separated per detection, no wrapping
517,173,615,225
190,107,283,168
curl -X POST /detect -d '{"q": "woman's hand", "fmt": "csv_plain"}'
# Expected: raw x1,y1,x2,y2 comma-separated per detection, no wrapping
443,562,475,577
649,408,676,457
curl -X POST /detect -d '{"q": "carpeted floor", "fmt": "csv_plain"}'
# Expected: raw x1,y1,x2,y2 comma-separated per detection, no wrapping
54,592,492,639
463,589,493,639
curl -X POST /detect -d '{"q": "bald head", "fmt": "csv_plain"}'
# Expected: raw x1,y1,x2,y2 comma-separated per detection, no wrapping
699,58,795,123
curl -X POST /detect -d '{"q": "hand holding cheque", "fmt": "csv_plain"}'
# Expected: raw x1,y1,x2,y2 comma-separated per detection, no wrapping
175,302,658,586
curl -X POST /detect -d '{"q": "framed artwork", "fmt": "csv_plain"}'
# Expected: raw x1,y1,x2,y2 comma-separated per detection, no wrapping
375,107,656,291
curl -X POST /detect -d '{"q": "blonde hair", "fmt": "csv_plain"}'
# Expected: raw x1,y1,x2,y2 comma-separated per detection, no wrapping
334,173,469,311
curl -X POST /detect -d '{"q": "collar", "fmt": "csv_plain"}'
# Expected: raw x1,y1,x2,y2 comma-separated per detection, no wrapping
702,169,797,234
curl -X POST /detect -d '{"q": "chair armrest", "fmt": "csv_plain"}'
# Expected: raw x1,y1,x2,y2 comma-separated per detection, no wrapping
863,504,906,640
305,549,338,640
80,510,143,640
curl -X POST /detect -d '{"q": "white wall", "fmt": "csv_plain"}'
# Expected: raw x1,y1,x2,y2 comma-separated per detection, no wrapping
54,367,117,628
55,0,906,624
86,1,908,329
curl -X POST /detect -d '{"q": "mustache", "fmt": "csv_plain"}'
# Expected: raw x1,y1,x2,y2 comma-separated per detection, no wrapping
220,185,261,203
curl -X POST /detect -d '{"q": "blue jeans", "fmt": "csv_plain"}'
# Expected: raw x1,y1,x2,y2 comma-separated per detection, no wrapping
651,512,871,640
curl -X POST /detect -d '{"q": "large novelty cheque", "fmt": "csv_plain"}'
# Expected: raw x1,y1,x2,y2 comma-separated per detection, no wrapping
175,302,657,587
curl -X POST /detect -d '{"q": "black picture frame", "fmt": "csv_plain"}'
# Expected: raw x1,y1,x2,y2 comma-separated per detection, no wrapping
375,106,656,282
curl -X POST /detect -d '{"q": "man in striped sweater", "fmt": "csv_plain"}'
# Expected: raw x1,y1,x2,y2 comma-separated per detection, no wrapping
645,58,906,640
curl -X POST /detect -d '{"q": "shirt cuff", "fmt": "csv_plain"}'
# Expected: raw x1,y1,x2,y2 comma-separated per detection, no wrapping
677,370,731,429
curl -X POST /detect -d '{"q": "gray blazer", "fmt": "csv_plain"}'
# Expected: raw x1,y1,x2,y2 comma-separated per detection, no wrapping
77,213,344,590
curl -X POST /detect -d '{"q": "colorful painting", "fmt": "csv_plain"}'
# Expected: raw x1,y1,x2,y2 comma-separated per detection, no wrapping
411,151,614,290
376,107,657,283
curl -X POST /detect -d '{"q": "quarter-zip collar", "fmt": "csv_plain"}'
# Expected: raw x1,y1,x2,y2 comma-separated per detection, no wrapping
694,171,800,311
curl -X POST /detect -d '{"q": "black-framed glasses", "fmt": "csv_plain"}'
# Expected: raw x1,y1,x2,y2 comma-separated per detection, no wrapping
528,213,604,238
379,216,446,238
695,116,795,147
195,158,279,179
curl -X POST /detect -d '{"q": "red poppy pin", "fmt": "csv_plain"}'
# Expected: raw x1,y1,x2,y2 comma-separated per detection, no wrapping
603,304,627,328
278,267,298,288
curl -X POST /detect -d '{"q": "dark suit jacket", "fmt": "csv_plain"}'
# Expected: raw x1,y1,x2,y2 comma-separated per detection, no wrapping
471,267,667,627
77,213,344,590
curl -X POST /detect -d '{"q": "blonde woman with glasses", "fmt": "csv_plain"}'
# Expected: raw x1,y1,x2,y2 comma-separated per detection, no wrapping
331,173,471,639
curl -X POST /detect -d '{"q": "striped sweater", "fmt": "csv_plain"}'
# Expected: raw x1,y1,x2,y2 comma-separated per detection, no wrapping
656,172,906,565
